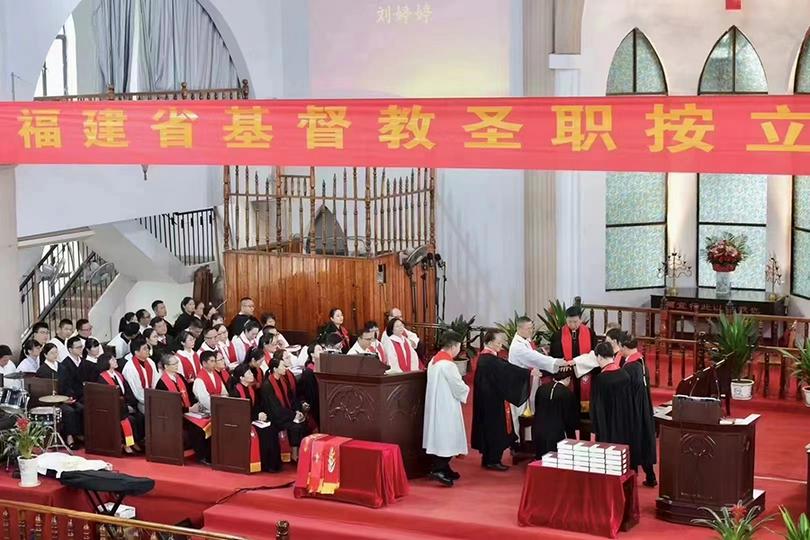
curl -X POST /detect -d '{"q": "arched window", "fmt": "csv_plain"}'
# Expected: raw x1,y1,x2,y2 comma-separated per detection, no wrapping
34,15,77,97
792,31,810,298
605,29,667,290
697,27,768,291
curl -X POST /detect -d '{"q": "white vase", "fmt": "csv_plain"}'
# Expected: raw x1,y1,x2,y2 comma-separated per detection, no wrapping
730,379,754,400
802,386,810,407
715,271,732,297
17,456,38,488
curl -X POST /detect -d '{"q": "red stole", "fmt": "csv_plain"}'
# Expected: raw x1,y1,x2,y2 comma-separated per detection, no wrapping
392,338,414,372
200,370,223,396
160,372,191,408
601,355,623,373
100,370,124,394
177,351,200,381
100,371,134,447
338,326,350,350
216,369,231,386
269,374,292,409
371,342,387,364
235,383,256,406
623,351,642,364
622,351,647,386
132,357,154,389
561,324,592,361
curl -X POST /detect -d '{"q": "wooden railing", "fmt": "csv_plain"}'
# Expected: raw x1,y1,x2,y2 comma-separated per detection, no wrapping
223,166,435,256
34,80,249,102
581,301,806,401
0,499,292,539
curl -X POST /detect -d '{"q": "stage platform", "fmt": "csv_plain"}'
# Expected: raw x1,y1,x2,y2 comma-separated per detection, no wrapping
0,392,803,539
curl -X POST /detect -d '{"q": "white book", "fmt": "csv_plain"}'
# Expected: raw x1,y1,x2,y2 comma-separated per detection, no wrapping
557,440,575,450
573,466,590,472
605,469,623,476
558,463,574,470
252,420,272,428
589,444,605,455
541,462,558,468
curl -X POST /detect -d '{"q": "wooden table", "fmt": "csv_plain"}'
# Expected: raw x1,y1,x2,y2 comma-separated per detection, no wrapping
651,288,787,316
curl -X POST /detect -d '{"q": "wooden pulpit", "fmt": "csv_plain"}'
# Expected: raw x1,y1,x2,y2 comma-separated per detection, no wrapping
145,388,184,466
83,383,123,457
211,396,251,474
655,401,764,525
316,353,430,477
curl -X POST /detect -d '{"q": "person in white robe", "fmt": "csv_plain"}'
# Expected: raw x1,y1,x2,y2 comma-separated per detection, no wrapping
231,321,261,365
381,307,420,350
18,339,42,374
423,332,468,487
192,351,228,413
347,328,381,359
0,346,21,389
507,317,569,433
382,318,420,373
121,337,160,414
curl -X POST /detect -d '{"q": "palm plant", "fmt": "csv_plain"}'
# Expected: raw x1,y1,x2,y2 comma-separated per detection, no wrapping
495,311,523,346
775,507,810,540
711,313,759,380
535,300,589,345
437,314,476,359
692,503,772,540
780,339,810,389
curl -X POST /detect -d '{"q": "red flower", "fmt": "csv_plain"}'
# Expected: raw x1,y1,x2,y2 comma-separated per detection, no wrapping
16,417,29,432
730,504,747,522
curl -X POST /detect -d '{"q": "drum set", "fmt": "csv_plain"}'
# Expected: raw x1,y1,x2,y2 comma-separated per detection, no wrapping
0,373,71,453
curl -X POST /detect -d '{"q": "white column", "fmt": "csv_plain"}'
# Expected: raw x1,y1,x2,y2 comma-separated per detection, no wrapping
0,167,21,351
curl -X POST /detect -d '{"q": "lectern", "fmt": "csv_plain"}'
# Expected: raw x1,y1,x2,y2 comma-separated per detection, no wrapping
655,397,764,525
316,353,430,477
211,396,251,474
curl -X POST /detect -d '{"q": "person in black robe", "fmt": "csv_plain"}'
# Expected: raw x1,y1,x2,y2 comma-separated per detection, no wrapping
229,364,282,472
533,370,579,458
228,297,260,338
549,305,598,440
96,353,145,452
35,343,82,448
173,297,197,336
260,352,310,461
471,329,531,470
619,333,657,487
589,342,635,450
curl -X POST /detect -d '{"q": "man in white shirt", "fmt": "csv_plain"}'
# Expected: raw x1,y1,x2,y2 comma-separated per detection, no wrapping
0,346,21,390
108,322,141,360
121,336,160,413
192,351,228,413
48,319,73,362
348,328,382,358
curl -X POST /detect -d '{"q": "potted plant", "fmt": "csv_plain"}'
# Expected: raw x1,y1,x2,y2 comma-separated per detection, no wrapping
437,314,476,376
496,312,522,347
704,232,750,297
711,312,758,400
692,502,771,539
536,300,589,346
774,506,810,539
779,339,810,407
0,417,46,487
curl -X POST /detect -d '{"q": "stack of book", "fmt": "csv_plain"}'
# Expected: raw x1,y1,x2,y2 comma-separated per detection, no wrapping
540,439,629,476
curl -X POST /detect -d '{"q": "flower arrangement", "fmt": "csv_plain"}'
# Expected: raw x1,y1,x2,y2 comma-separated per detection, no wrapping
704,233,749,272
692,502,772,540
0,417,47,460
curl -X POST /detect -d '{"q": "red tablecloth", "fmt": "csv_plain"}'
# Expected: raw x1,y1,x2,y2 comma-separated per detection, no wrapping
518,462,639,538
294,439,409,508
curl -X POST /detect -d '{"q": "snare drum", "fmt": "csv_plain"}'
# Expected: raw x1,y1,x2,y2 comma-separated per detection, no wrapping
29,406,60,427
0,388,28,415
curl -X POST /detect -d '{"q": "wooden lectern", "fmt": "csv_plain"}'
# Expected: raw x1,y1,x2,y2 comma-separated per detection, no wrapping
317,353,430,477
84,383,123,457
145,389,184,466
211,396,252,474
655,394,764,525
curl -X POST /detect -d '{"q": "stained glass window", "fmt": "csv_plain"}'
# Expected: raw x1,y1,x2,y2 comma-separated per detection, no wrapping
699,27,767,94
793,177,810,298
605,30,667,290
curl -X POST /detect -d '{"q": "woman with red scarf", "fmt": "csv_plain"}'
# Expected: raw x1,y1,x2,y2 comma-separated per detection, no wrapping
96,354,144,454
260,351,310,462
321,308,351,353
381,318,420,373
229,364,281,472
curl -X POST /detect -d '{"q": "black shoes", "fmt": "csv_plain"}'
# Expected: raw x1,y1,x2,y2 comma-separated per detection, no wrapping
484,462,509,471
643,475,658,487
429,471,454,487
446,468,461,480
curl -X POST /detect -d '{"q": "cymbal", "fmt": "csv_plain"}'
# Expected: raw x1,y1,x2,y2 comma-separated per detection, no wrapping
2,372,25,380
39,394,69,404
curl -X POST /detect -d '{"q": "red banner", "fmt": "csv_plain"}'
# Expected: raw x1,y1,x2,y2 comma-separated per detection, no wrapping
4,96,810,174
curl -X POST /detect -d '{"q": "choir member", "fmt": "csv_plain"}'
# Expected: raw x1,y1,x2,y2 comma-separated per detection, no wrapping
347,327,380,357
155,354,210,464
48,318,73,362
80,338,102,383
136,309,152,333
321,308,351,353
589,342,634,450
109,322,141,360
214,324,238,369
31,322,50,347
149,317,172,356
211,312,225,328
229,364,281,472
75,319,96,347
261,351,310,462
36,343,82,448
198,326,219,356
232,320,261,364
188,319,205,350
619,333,657,487
423,331,468,487
18,339,42,374
471,329,531,470
0,345,20,389
175,330,201,382
383,308,420,351
533,370,579,458
214,352,231,387
246,348,267,389
173,297,197,335
96,353,144,453
228,297,260,338
192,351,229,413
59,336,96,404
121,336,159,413
258,333,281,377
364,321,387,363
382,318,420,373
151,300,175,337
261,313,289,348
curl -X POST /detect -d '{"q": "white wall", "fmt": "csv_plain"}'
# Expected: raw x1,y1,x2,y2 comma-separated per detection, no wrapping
574,0,807,312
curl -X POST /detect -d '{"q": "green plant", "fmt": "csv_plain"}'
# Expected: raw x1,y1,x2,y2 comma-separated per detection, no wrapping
711,312,758,380
0,417,47,460
535,300,589,345
779,339,810,388
437,314,476,359
692,502,772,540
775,506,810,540
496,311,524,347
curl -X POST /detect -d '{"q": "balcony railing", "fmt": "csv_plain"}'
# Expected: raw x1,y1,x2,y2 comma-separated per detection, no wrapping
34,80,249,102
138,208,218,266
